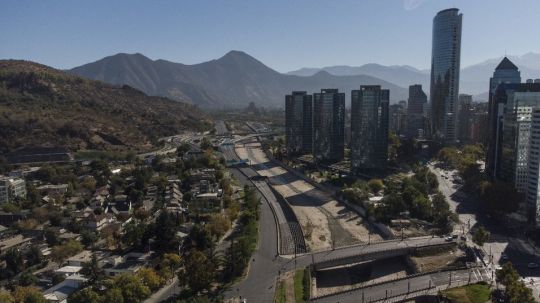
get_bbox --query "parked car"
[528,262,539,269]
[501,253,509,261]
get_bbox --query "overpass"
[304,236,456,271]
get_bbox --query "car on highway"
[528,262,539,269]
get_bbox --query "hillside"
[69,51,409,107]
[0,60,211,154]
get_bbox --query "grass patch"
[443,283,491,303]
[294,269,305,303]
[294,268,310,303]
[274,280,286,303]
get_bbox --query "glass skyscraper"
[430,8,462,144]
[285,91,313,155]
[350,85,389,172]
[313,89,345,162]
[485,57,521,179]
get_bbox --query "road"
[215,120,229,136]
[429,163,540,298]
[223,167,284,302]
[312,267,491,303]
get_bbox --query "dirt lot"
[235,142,380,252]
[411,246,466,272]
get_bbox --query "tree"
[26,245,43,266]
[473,226,490,246]
[102,287,124,303]
[179,249,216,293]
[114,274,150,303]
[18,272,39,286]
[367,179,384,194]
[0,290,14,303]
[68,288,101,303]
[496,262,536,303]
[81,254,103,284]
[496,262,520,286]
[158,253,182,280]
[122,221,147,249]
[81,230,99,248]
[13,286,45,303]
[4,248,25,276]
[137,268,163,291]
[206,214,231,239]
[51,240,83,263]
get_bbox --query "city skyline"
[1,0,540,72]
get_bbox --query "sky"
[1,0,539,72]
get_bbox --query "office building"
[389,103,407,135]
[0,176,27,204]
[498,83,540,192]
[407,85,428,138]
[351,85,389,172]
[285,91,313,155]
[458,94,473,143]
[313,89,345,162]
[527,108,540,226]
[430,8,462,144]
[486,57,522,179]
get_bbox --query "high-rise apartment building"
[313,89,345,162]
[430,8,462,144]
[486,57,521,179]
[350,85,389,172]
[407,84,427,138]
[285,91,313,155]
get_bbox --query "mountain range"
[0,60,210,153]
[288,52,540,99]
[69,51,540,108]
[69,51,409,107]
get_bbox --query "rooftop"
[495,57,519,70]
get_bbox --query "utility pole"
[449,272,452,285]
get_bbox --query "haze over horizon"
[2,0,540,72]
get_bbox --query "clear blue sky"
[1,0,539,72]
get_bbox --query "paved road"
[312,267,491,303]
[223,167,284,302]
[430,163,540,298]
[215,120,229,136]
